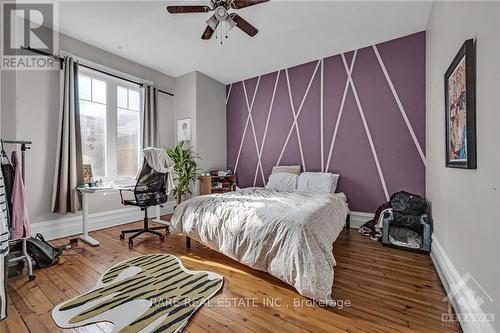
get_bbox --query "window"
[79,75,107,177]
[78,69,142,180]
[117,86,141,178]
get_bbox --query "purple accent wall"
[226,32,426,213]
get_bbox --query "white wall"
[173,71,227,195]
[196,72,226,172]
[173,72,198,150]
[426,1,500,331]
[1,70,17,141]
[5,29,175,223]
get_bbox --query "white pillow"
[266,173,299,192]
[297,172,334,193]
[331,174,340,193]
[271,165,301,175]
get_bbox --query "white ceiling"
[58,1,432,84]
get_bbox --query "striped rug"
[52,254,223,333]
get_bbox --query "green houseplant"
[167,142,199,205]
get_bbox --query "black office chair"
[119,160,169,247]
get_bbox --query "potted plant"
[167,142,199,205]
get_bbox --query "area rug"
[52,254,223,333]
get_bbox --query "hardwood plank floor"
[1,218,461,332]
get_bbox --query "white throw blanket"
[171,187,349,301]
[140,147,174,194]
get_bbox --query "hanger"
[0,140,10,164]
[0,140,6,159]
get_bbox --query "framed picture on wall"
[444,39,476,169]
[177,118,191,142]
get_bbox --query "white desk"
[77,186,128,246]
[77,186,168,246]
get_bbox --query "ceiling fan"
[167,0,269,41]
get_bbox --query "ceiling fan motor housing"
[215,6,228,21]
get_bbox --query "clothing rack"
[0,139,35,281]
[21,46,174,97]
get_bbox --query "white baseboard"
[431,234,495,333]
[31,201,175,241]
[349,211,374,228]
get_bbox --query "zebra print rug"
[52,254,224,333]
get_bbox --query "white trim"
[233,107,250,174]
[253,70,281,186]
[242,78,265,185]
[431,235,495,333]
[349,211,374,229]
[325,51,357,172]
[226,83,233,104]
[320,59,324,172]
[31,202,175,241]
[372,45,427,167]
[284,68,306,170]
[341,54,390,201]
[234,77,261,174]
[277,61,321,170]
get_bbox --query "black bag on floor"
[390,191,427,216]
[26,234,65,268]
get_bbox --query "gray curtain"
[52,56,83,213]
[142,84,158,148]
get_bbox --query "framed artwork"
[444,39,476,169]
[83,164,93,184]
[177,118,191,142]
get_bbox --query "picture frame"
[177,118,191,142]
[83,164,93,184]
[444,39,476,169]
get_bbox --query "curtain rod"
[21,46,174,97]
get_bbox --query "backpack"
[26,234,66,268]
[390,191,427,216]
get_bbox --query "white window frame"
[78,66,144,181]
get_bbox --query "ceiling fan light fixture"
[206,14,219,31]
[226,16,236,31]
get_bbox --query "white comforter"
[170,187,349,301]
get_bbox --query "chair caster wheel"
[128,240,133,247]
[120,234,125,240]
[160,235,165,241]
[28,275,36,281]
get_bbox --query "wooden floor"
[1,218,461,333]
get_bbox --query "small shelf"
[200,174,237,195]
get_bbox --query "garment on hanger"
[10,151,31,240]
[0,148,10,321]
[0,155,14,229]
[0,166,9,234]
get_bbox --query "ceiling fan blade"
[229,13,258,37]
[230,0,269,10]
[167,5,211,14]
[201,25,216,40]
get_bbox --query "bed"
[170,187,349,302]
